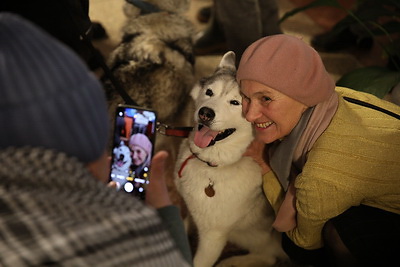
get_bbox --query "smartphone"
[109,104,157,200]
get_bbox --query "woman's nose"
[243,101,260,122]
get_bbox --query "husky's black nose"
[198,107,215,123]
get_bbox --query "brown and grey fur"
[105,0,196,122]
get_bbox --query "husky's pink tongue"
[194,125,219,148]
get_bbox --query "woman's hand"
[244,139,271,175]
[145,151,172,209]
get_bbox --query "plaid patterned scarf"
[0,147,188,266]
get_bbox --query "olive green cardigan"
[263,87,400,250]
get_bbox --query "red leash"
[157,123,193,138]
[156,123,196,178]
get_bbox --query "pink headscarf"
[237,34,335,107]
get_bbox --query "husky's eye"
[206,89,213,96]
[230,100,240,105]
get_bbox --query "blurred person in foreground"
[0,12,191,266]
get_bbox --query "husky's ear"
[190,77,208,100]
[218,51,236,72]
[123,2,141,17]
[190,80,202,101]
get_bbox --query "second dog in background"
[175,52,286,267]
[105,0,196,122]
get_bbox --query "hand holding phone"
[109,105,157,200]
[144,150,172,208]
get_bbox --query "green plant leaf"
[375,0,400,9]
[354,5,398,22]
[279,0,342,23]
[358,0,400,9]
[336,66,400,98]
[371,21,400,36]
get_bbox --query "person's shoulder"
[335,86,400,116]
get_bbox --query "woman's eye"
[230,100,240,105]
[262,96,271,102]
[206,89,213,96]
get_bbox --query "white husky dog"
[111,141,132,189]
[175,52,285,267]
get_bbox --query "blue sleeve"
[157,205,193,265]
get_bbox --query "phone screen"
[109,104,157,200]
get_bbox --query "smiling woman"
[240,80,308,144]
[237,34,400,266]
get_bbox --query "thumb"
[149,150,169,180]
[145,150,171,208]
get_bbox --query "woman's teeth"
[255,121,273,128]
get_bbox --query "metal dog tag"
[204,179,215,197]
[204,185,215,197]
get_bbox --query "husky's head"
[112,141,132,173]
[189,52,254,166]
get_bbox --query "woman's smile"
[255,121,274,129]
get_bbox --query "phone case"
[109,104,157,200]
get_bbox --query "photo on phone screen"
[110,104,157,200]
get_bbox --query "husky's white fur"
[175,52,285,267]
[111,141,132,189]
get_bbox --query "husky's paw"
[216,254,276,267]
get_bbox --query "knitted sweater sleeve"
[288,163,361,249]
[263,167,359,250]
[265,88,400,250]
[288,89,400,249]
[157,206,193,265]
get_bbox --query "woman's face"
[130,145,148,166]
[240,80,308,144]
